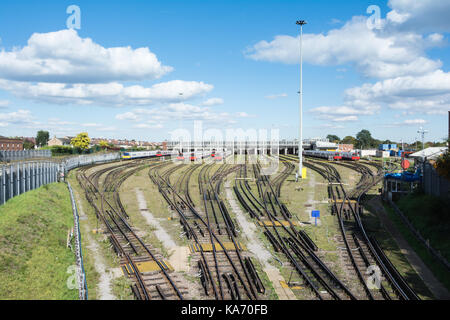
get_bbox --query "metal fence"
[0,149,52,161]
[63,152,121,172]
[67,181,88,300]
[0,162,60,205]
[423,162,450,199]
[0,152,121,205]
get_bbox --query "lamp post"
[296,20,307,178]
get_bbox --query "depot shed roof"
[409,147,447,160]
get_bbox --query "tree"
[36,130,49,147]
[356,129,374,149]
[435,151,450,180]
[326,134,340,143]
[71,132,91,151]
[341,135,357,145]
[99,140,109,149]
[23,139,35,150]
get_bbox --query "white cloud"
[386,0,450,32]
[344,70,450,115]
[133,123,164,129]
[403,119,427,125]
[236,112,253,118]
[332,115,358,122]
[0,29,172,83]
[116,102,241,127]
[245,16,443,79]
[246,8,450,124]
[0,79,213,106]
[0,109,33,126]
[115,112,138,121]
[265,93,287,99]
[310,105,380,116]
[319,123,345,129]
[0,100,9,107]
[201,98,224,106]
[385,118,429,128]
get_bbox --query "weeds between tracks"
[76,159,185,300]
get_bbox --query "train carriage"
[303,150,359,161]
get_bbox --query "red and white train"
[303,150,360,161]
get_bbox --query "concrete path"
[225,181,297,300]
[369,196,450,300]
[135,188,177,250]
[135,188,189,272]
[75,192,117,300]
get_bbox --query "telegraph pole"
[296,20,307,178]
[417,127,428,151]
[417,126,428,162]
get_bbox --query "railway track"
[148,157,264,300]
[290,155,419,300]
[73,151,417,300]
[234,154,356,300]
[76,159,186,300]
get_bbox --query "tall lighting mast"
[296,20,307,178]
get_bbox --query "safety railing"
[67,181,88,300]
[0,152,120,205]
[0,149,52,161]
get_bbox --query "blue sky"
[0,0,449,143]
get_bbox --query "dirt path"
[135,188,189,272]
[305,170,322,226]
[225,181,297,300]
[75,193,117,300]
[369,196,450,300]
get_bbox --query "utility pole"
[417,127,428,162]
[417,127,428,150]
[296,20,307,178]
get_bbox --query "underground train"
[303,150,360,161]
[121,150,171,160]
[122,149,231,161]
[303,150,342,161]
[341,152,360,161]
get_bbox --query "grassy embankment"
[0,183,78,300]
[386,192,450,292]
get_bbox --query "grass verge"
[383,201,450,293]
[0,182,78,300]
